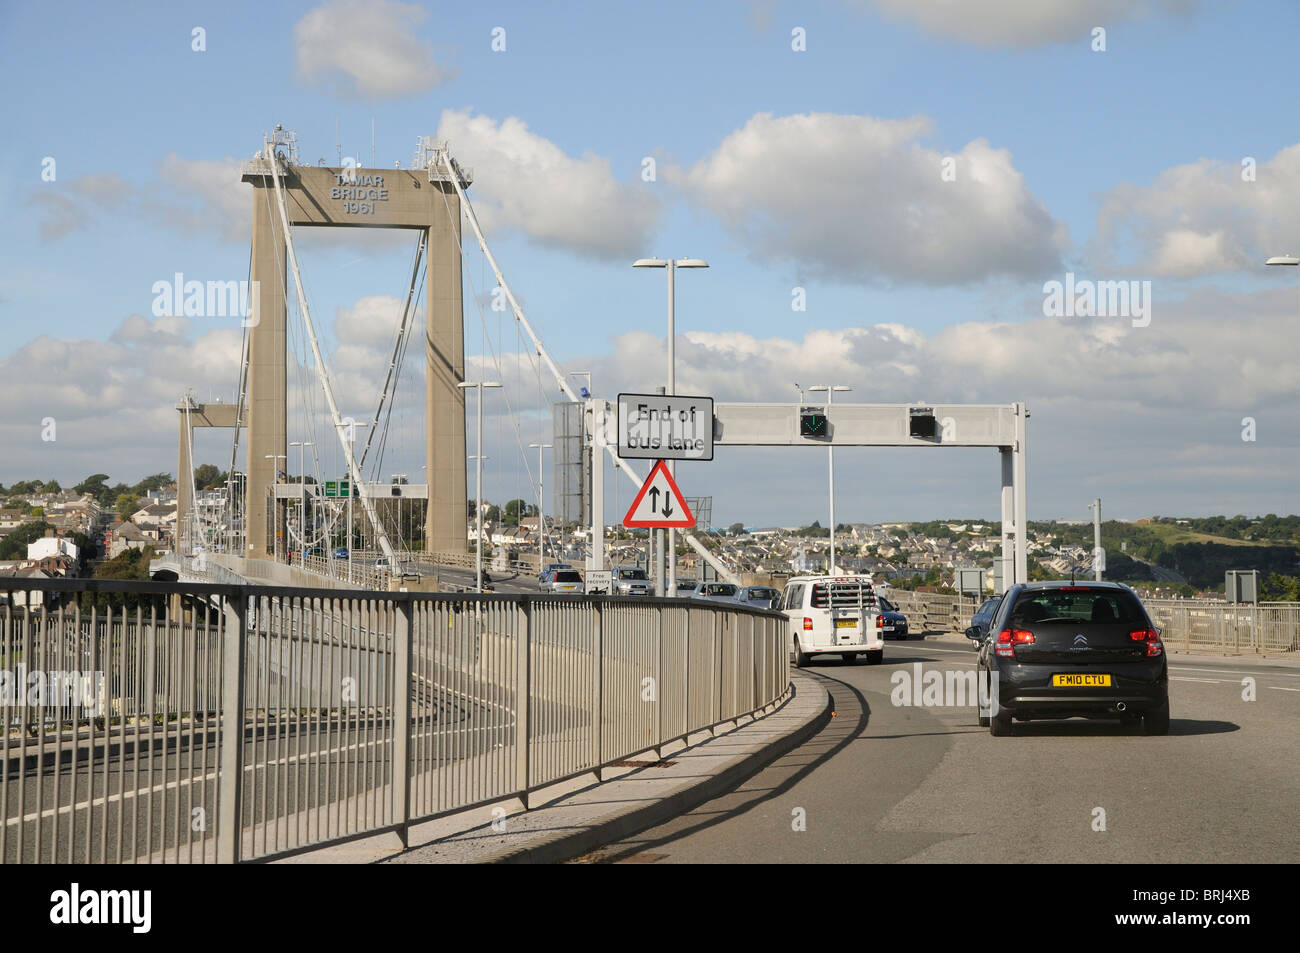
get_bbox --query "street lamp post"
[807,385,851,574]
[290,441,312,559]
[264,453,286,561]
[459,380,502,592]
[420,464,428,550]
[392,473,408,549]
[566,372,593,568]
[340,422,370,583]
[528,442,552,573]
[1088,498,1102,581]
[634,256,708,596]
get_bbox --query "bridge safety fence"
[888,590,1299,655]
[0,577,787,864]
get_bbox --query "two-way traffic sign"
[622,460,695,528]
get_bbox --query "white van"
[780,574,885,666]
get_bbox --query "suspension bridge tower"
[239,130,470,556]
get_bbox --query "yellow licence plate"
[834,619,857,628]
[1052,673,1112,687]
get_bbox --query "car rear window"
[705,584,738,596]
[554,571,582,582]
[748,588,778,600]
[1010,588,1147,625]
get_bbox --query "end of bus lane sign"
[617,392,714,461]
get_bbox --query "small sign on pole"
[623,460,695,528]
[585,569,612,595]
[955,567,985,597]
[1225,569,1259,604]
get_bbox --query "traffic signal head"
[909,407,937,439]
[800,410,827,438]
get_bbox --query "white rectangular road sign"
[585,569,613,595]
[617,393,714,461]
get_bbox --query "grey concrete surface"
[577,637,1300,863]
[283,673,828,863]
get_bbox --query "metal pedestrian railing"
[1143,600,1300,655]
[888,589,1300,656]
[1,577,787,864]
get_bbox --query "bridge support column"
[247,182,288,557]
[424,209,468,554]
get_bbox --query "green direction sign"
[324,480,355,498]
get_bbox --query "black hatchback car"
[967,581,1169,736]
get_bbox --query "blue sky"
[2,0,1299,524]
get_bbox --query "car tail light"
[803,617,813,631]
[876,616,884,628]
[1130,628,1163,657]
[995,628,1034,657]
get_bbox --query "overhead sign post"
[617,393,714,461]
[623,460,696,528]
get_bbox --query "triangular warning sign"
[623,460,695,528]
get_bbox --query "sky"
[1,0,1299,526]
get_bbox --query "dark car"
[968,581,1168,736]
[691,582,739,603]
[969,595,1001,637]
[735,586,781,610]
[876,596,911,639]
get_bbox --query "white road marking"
[1174,666,1300,678]
[1268,687,1300,693]
[1171,677,1223,683]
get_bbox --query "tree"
[728,522,746,535]
[192,465,222,491]
[116,493,142,522]
[502,499,537,526]
[70,530,96,568]
[43,479,61,493]
[483,504,501,523]
[0,520,55,559]
[75,473,110,496]
[133,472,174,495]
[83,546,160,611]
[1261,573,1300,602]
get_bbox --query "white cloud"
[864,0,1203,49]
[5,286,1298,522]
[151,154,248,241]
[29,173,136,241]
[436,109,662,261]
[668,112,1065,285]
[294,0,452,98]
[1094,144,1300,276]
[29,154,248,243]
